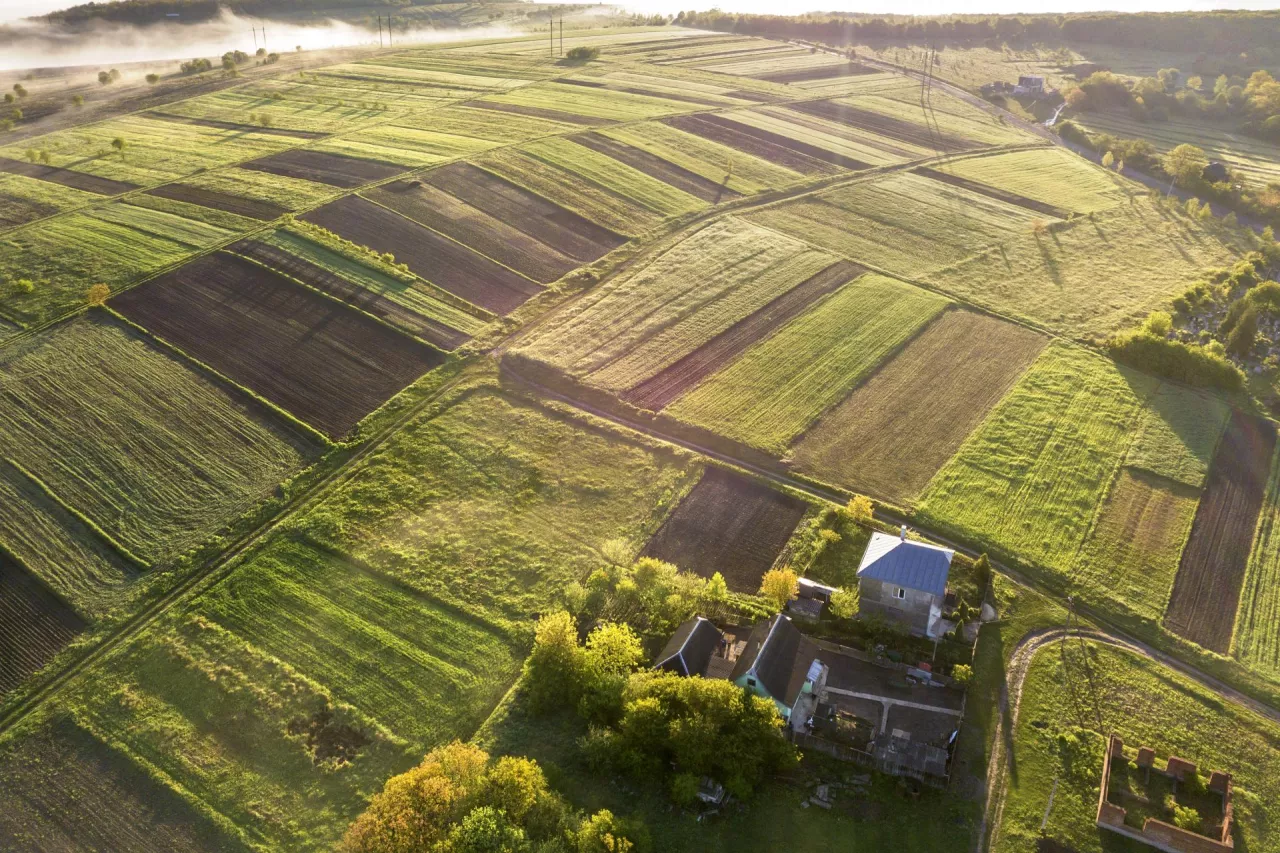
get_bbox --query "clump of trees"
[97,69,121,85]
[145,73,159,85]
[565,46,599,62]
[525,612,797,804]
[561,546,732,634]
[1108,310,1244,390]
[342,741,648,853]
[180,57,213,75]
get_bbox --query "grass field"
[0,173,98,228]
[1235,450,1280,675]
[479,81,696,122]
[666,274,949,454]
[0,315,311,571]
[1124,383,1230,489]
[940,147,1130,213]
[747,171,1041,276]
[994,639,1280,853]
[156,90,388,134]
[312,124,501,167]
[792,309,1047,503]
[184,167,339,210]
[918,342,1157,575]
[923,197,1241,339]
[519,218,836,389]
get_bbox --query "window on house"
[746,677,756,687]
[896,587,906,599]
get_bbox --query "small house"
[730,614,827,724]
[856,527,954,638]
[654,616,724,677]
[1015,74,1045,94]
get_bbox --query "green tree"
[700,571,729,618]
[758,567,798,612]
[85,283,110,305]
[110,136,127,156]
[583,622,645,679]
[600,538,633,567]
[1226,306,1258,357]
[844,495,874,523]
[12,84,26,98]
[576,810,643,853]
[448,807,528,853]
[72,94,84,107]
[1144,310,1173,337]
[145,73,159,84]
[1101,150,1115,169]
[1163,143,1208,187]
[951,664,973,686]
[97,70,111,85]
[828,586,860,619]
[524,611,583,713]
[565,46,600,62]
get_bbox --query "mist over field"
[0,8,515,72]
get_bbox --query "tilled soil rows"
[0,156,137,195]
[114,251,444,438]
[423,162,626,262]
[0,554,84,698]
[145,183,289,221]
[642,466,807,592]
[570,132,741,204]
[786,100,977,151]
[240,149,402,188]
[623,260,865,411]
[1165,410,1277,652]
[663,114,842,175]
[755,62,879,84]
[304,194,543,315]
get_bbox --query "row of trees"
[1067,68,1280,138]
[342,742,647,853]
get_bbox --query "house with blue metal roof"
[856,527,954,638]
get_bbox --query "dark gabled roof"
[654,616,722,677]
[730,614,803,704]
[857,532,953,598]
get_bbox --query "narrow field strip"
[1236,450,1280,674]
[0,553,85,698]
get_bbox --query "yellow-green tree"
[758,567,798,612]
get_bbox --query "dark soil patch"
[913,166,1071,218]
[662,114,839,175]
[689,113,870,171]
[424,162,626,262]
[779,109,922,159]
[367,181,578,284]
[304,194,543,315]
[145,111,327,139]
[466,100,613,126]
[0,194,57,229]
[145,183,288,221]
[624,260,864,411]
[1164,410,1277,652]
[642,466,807,592]
[0,156,138,195]
[570,132,740,204]
[240,149,402,188]
[114,251,444,438]
[287,707,370,766]
[0,553,84,698]
[723,89,782,102]
[785,100,978,151]
[755,62,878,84]
[654,45,793,65]
[230,238,472,350]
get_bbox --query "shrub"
[85,283,110,306]
[829,586,860,619]
[758,567,798,612]
[566,46,600,61]
[844,494,874,523]
[145,73,159,84]
[1108,329,1243,390]
[1226,306,1259,357]
[951,664,973,686]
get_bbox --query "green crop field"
[479,81,695,121]
[313,124,501,167]
[1125,383,1230,489]
[667,274,948,453]
[942,146,1131,213]
[1235,452,1280,676]
[182,168,339,210]
[519,217,835,388]
[155,90,389,134]
[919,342,1158,576]
[725,108,926,166]
[994,639,1280,853]
[0,174,98,227]
[0,316,312,584]
[749,170,1042,276]
[599,122,803,194]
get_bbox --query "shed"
[654,616,723,677]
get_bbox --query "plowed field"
[240,149,402,188]
[145,183,287,221]
[0,554,84,697]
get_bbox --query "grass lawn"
[994,639,1280,853]
[667,274,948,454]
[942,147,1131,214]
[918,342,1157,578]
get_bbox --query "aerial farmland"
[3,11,1280,853]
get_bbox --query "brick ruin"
[1096,735,1233,853]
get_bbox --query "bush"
[1226,306,1259,357]
[145,73,159,84]
[1108,330,1243,390]
[951,664,973,686]
[566,46,600,61]
[758,567,798,612]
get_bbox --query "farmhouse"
[856,528,954,638]
[1016,74,1046,94]
[730,614,829,724]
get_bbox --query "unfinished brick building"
[1096,735,1233,853]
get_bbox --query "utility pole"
[261,27,266,51]
[377,16,383,47]
[387,17,392,47]
[252,28,258,50]
[550,13,554,58]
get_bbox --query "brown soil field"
[663,114,841,175]
[777,109,923,159]
[146,111,325,139]
[756,62,878,84]
[145,182,288,221]
[786,100,977,151]
[641,466,807,592]
[114,252,444,438]
[0,194,56,229]
[0,553,84,698]
[424,162,626,262]
[467,100,613,126]
[558,78,724,107]
[913,166,1071,218]
[366,181,578,284]
[623,260,865,412]
[793,309,1047,503]
[230,238,471,350]
[303,195,543,315]
[240,149,402,188]
[1164,410,1277,652]
[0,717,241,852]
[0,156,137,195]
[571,132,741,204]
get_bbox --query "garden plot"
[240,148,404,188]
[304,195,543,314]
[0,716,242,853]
[1165,411,1276,653]
[933,147,1129,214]
[1072,469,1200,621]
[918,343,1158,578]
[233,234,483,350]
[667,274,949,454]
[793,309,1046,503]
[641,466,807,592]
[0,316,312,566]
[144,182,286,221]
[749,170,1041,277]
[922,197,1240,338]
[663,114,841,175]
[115,252,444,438]
[423,162,627,262]
[366,181,579,283]
[1236,451,1280,675]
[0,554,84,697]
[0,156,136,195]
[517,218,837,389]
[0,173,99,228]
[1124,384,1230,490]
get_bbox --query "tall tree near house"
[758,567,798,612]
[1163,143,1208,189]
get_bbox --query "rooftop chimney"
[900,524,907,541]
